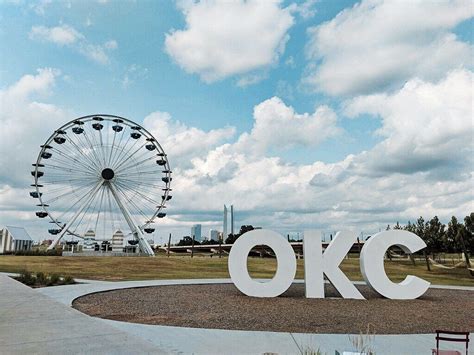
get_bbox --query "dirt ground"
[73,283,474,334]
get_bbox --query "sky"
[0,0,473,243]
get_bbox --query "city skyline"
[0,0,472,242]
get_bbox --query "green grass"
[0,254,472,286]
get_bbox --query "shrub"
[36,272,47,285]
[17,270,35,286]
[49,274,60,286]
[63,275,75,285]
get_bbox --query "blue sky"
[0,0,472,242]
[0,0,381,163]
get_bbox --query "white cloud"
[345,69,474,178]
[1,69,472,241]
[104,40,118,50]
[30,0,52,16]
[165,0,294,83]
[235,97,340,154]
[30,24,82,45]
[121,64,148,89]
[0,68,70,239]
[304,0,473,96]
[289,0,317,20]
[143,111,236,168]
[0,68,67,187]
[29,24,117,65]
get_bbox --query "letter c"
[360,230,430,299]
[228,229,296,297]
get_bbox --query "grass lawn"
[0,254,472,286]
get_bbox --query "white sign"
[228,229,430,300]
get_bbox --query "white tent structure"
[0,226,33,254]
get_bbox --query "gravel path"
[73,283,474,334]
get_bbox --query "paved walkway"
[36,277,473,354]
[0,274,163,354]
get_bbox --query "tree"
[446,216,461,253]
[225,234,239,244]
[463,213,474,254]
[424,216,446,256]
[225,225,257,244]
[177,236,200,246]
[413,216,430,271]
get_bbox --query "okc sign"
[228,229,430,300]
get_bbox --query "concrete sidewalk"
[0,274,164,354]
[38,278,474,354]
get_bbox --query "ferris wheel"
[30,114,172,256]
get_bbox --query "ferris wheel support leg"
[47,181,104,251]
[107,182,155,256]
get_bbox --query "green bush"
[49,274,60,286]
[36,272,46,285]
[63,275,75,285]
[17,270,35,286]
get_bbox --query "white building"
[111,230,124,252]
[0,226,33,254]
[83,230,96,251]
[191,224,202,242]
[208,229,219,242]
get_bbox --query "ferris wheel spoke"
[42,162,98,177]
[114,180,161,206]
[113,141,148,172]
[69,193,96,235]
[89,124,106,167]
[105,187,115,233]
[56,181,103,222]
[107,129,118,167]
[47,155,97,176]
[82,129,104,169]
[112,138,140,171]
[50,144,98,174]
[113,182,150,220]
[98,129,108,168]
[41,177,97,186]
[94,186,107,236]
[64,133,102,171]
[44,180,98,204]
[110,133,130,168]
[116,176,167,189]
[108,127,126,169]
[114,152,157,175]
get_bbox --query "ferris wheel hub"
[101,168,115,180]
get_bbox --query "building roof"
[5,226,33,241]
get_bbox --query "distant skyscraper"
[191,224,202,242]
[208,229,219,241]
[223,205,228,238]
[230,205,234,235]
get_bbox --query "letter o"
[228,229,297,297]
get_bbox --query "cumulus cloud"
[30,24,81,45]
[0,68,67,187]
[29,24,117,64]
[304,0,473,96]
[345,69,474,178]
[235,97,340,154]
[0,68,70,238]
[143,111,236,168]
[2,69,472,240]
[165,0,294,83]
